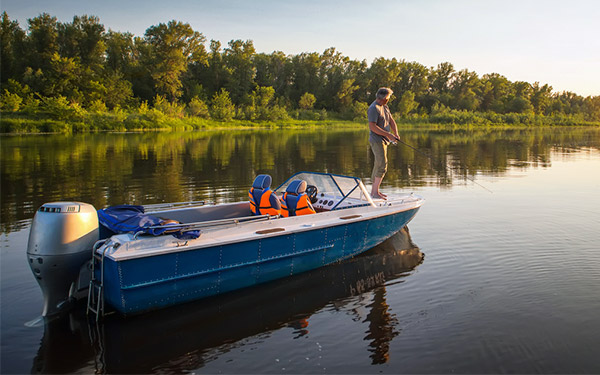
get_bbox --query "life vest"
[249,188,281,216]
[280,192,316,217]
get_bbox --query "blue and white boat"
[27,172,424,317]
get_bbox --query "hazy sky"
[3,0,599,96]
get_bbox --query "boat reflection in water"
[32,226,423,374]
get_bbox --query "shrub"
[343,101,368,121]
[145,108,167,123]
[210,89,235,121]
[40,96,87,121]
[265,105,290,121]
[0,90,23,112]
[299,92,316,110]
[137,100,150,115]
[88,99,108,113]
[153,95,185,118]
[396,91,418,117]
[187,97,210,118]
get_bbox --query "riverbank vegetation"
[1,12,599,133]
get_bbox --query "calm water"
[1,127,600,374]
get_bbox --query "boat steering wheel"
[305,185,318,203]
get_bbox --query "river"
[1,126,599,373]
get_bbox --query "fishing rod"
[391,138,493,193]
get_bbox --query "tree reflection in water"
[3,127,599,234]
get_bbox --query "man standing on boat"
[368,87,400,199]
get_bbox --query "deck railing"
[132,214,276,239]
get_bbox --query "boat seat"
[280,180,316,217]
[248,174,281,216]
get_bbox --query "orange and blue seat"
[249,174,281,216]
[280,180,316,217]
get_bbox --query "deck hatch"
[340,215,362,220]
[256,228,285,235]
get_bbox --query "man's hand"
[385,132,399,144]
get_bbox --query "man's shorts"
[369,139,388,179]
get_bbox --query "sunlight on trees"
[1,11,599,132]
[299,92,316,110]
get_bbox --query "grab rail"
[143,200,210,213]
[132,214,276,239]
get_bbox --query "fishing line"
[391,138,493,193]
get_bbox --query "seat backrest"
[249,174,281,216]
[280,179,315,217]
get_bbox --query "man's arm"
[369,121,397,142]
[389,116,400,140]
[386,106,400,140]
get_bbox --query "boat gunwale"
[103,196,424,262]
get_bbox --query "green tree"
[128,36,155,101]
[394,61,429,101]
[42,52,82,99]
[192,39,226,97]
[153,94,185,118]
[242,86,275,120]
[363,57,402,103]
[73,15,105,69]
[480,73,511,112]
[25,13,59,73]
[346,100,368,121]
[3,11,599,127]
[319,47,353,110]
[105,31,135,72]
[507,81,533,113]
[187,96,209,118]
[299,92,316,110]
[584,96,600,121]
[223,39,256,105]
[397,90,418,117]
[423,62,455,110]
[530,82,552,114]
[451,69,481,111]
[290,52,322,106]
[430,62,454,94]
[549,91,584,115]
[58,15,106,73]
[101,71,133,108]
[0,90,23,111]
[254,51,291,96]
[145,20,207,101]
[1,12,26,83]
[335,78,359,112]
[210,88,235,121]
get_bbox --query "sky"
[2,0,599,96]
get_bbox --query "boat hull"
[101,207,420,315]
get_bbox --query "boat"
[26,171,424,318]
[32,228,423,374]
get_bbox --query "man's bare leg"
[371,176,387,199]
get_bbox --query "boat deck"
[97,193,424,261]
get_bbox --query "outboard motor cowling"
[27,202,99,316]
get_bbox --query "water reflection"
[2,127,599,234]
[365,288,398,364]
[31,227,422,374]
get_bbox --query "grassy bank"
[0,113,364,134]
[1,108,598,134]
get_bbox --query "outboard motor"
[27,202,99,316]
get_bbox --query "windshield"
[274,172,372,203]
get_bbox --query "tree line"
[1,12,599,129]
